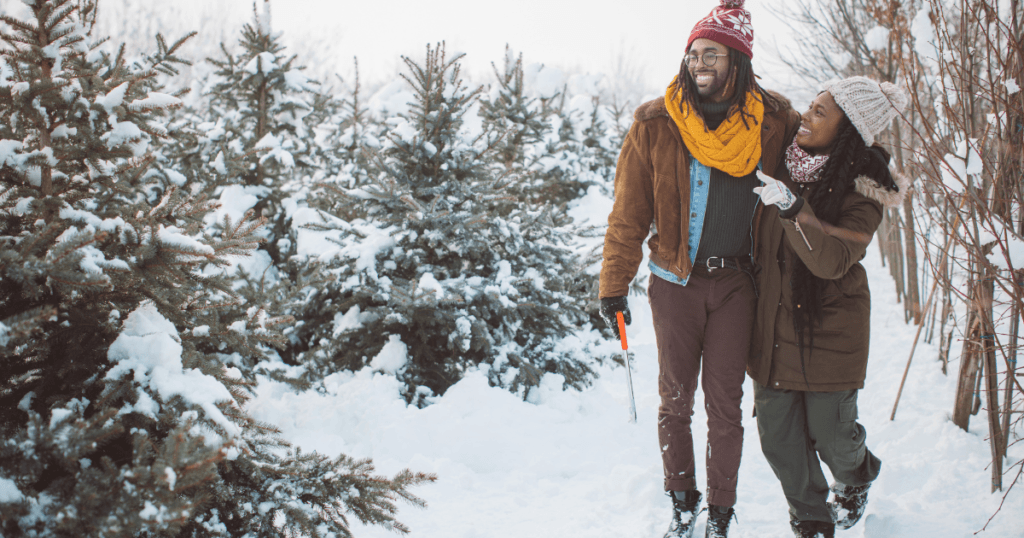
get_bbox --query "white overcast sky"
[2,0,807,101]
[260,0,800,92]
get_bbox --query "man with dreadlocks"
[598,1,799,537]
[749,77,909,538]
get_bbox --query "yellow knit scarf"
[665,81,764,177]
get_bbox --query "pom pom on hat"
[824,76,908,146]
[688,0,755,59]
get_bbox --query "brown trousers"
[649,268,755,507]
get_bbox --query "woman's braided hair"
[790,112,896,368]
[671,47,784,129]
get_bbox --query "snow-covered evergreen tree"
[171,2,328,267]
[0,2,432,535]
[539,91,584,199]
[477,52,610,207]
[539,86,633,205]
[318,58,381,192]
[289,43,603,404]
[164,3,344,378]
[482,71,622,329]
[478,47,547,180]
[578,95,621,186]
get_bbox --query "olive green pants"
[753,381,881,523]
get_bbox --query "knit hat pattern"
[823,76,908,146]
[687,0,755,59]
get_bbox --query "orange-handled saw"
[616,311,637,423]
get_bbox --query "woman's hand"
[754,170,797,211]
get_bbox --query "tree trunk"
[976,275,1004,491]
[1002,293,1019,463]
[902,192,921,323]
[877,210,890,268]
[953,287,982,431]
[885,209,906,306]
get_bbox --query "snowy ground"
[250,191,1024,538]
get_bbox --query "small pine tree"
[478,46,547,176]
[319,58,381,191]
[605,93,634,162]
[291,43,602,405]
[578,95,619,186]
[166,2,342,372]
[520,89,591,206]
[0,2,432,535]
[557,93,632,331]
[171,3,328,267]
[478,51,618,331]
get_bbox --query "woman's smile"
[796,91,844,155]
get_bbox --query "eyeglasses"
[686,51,729,68]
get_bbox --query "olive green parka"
[748,172,909,391]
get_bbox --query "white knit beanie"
[823,76,908,146]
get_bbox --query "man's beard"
[692,70,731,101]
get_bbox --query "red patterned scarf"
[784,139,829,183]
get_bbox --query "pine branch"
[0,16,39,36]
[44,4,76,34]
[0,305,57,346]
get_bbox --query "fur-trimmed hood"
[853,171,910,208]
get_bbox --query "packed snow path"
[252,240,1024,538]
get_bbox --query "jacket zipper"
[793,219,813,251]
[747,178,761,298]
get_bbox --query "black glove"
[599,296,631,340]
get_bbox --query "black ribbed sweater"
[691,101,760,262]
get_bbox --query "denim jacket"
[648,158,760,287]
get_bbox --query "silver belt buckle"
[706,257,719,272]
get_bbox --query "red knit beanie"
[687,0,755,59]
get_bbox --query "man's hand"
[754,170,797,211]
[600,296,631,340]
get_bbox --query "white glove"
[753,170,797,211]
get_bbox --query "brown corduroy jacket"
[598,92,800,298]
[748,172,909,391]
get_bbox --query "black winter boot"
[704,504,735,538]
[828,481,871,530]
[789,519,835,538]
[663,490,702,538]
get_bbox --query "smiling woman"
[795,91,847,155]
[749,76,910,538]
